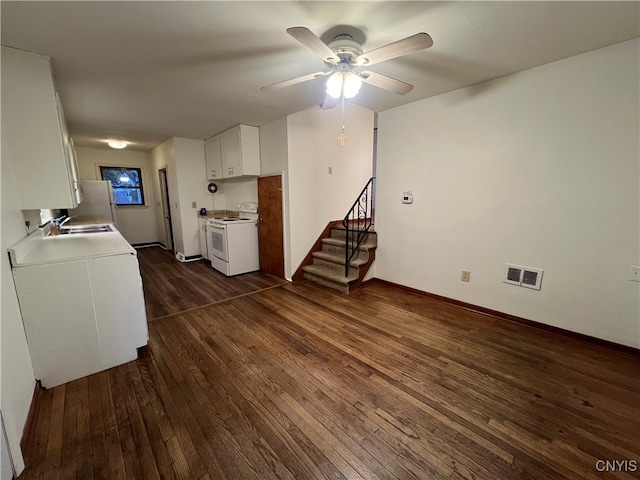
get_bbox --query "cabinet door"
[220,128,242,178]
[1,47,79,209]
[88,254,147,368]
[238,125,261,176]
[12,261,102,388]
[55,93,82,206]
[199,218,208,258]
[205,137,223,179]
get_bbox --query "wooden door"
[257,174,285,278]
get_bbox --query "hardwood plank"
[126,362,176,480]
[75,377,93,480]
[149,326,228,479]
[107,366,146,480]
[143,346,209,480]
[42,385,64,480]
[99,373,126,480]
[58,380,77,479]
[88,374,109,480]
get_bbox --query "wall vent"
[503,264,543,290]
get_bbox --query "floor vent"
[504,264,543,290]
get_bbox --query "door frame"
[158,167,174,251]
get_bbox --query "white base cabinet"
[205,124,260,179]
[198,217,208,258]
[12,252,148,388]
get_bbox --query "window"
[100,166,145,206]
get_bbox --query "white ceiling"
[2,1,638,152]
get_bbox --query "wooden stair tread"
[312,251,367,267]
[322,237,377,250]
[332,224,375,231]
[302,264,359,284]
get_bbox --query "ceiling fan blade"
[260,71,329,91]
[359,71,414,95]
[286,27,339,64]
[320,94,338,110]
[356,32,433,66]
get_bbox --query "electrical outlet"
[628,265,640,282]
[461,270,471,282]
[192,201,197,208]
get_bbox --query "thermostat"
[402,191,413,204]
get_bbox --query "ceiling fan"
[261,26,433,108]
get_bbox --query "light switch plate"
[628,265,640,282]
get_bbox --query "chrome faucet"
[58,216,72,227]
[55,216,75,227]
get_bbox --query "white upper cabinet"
[1,47,82,209]
[204,136,223,179]
[205,124,260,179]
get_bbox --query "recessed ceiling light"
[108,141,128,149]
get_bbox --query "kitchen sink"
[58,224,114,235]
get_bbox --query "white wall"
[287,103,375,278]
[218,178,258,212]
[150,137,213,257]
[150,138,174,249]
[173,137,211,257]
[75,146,160,245]
[376,39,640,348]
[1,125,36,475]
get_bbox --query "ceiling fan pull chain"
[339,91,347,146]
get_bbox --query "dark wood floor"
[136,246,288,320]
[18,248,640,479]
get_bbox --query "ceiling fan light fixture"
[326,72,343,99]
[326,71,362,99]
[267,26,430,102]
[343,72,362,98]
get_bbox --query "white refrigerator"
[69,180,118,226]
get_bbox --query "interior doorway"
[158,168,174,251]
[257,174,285,278]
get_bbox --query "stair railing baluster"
[343,177,375,277]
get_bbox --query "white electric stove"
[206,202,259,276]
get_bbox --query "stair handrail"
[343,177,376,277]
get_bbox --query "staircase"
[302,225,377,293]
[299,177,377,293]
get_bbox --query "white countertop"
[65,215,115,226]
[8,224,136,267]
